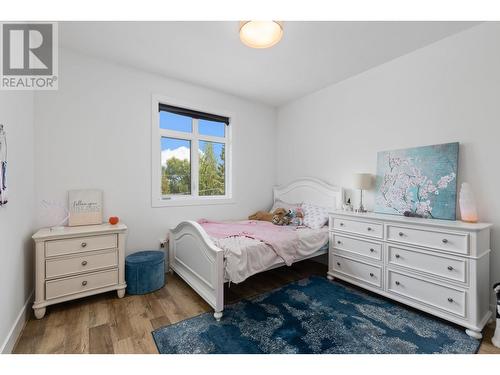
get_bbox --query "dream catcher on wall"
[0,124,7,206]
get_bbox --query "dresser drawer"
[45,249,118,279]
[332,234,382,261]
[387,270,466,317]
[332,218,383,239]
[332,254,382,288]
[45,234,117,257]
[388,245,467,284]
[386,225,469,254]
[45,269,118,300]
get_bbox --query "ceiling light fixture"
[239,21,283,49]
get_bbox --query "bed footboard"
[169,220,224,320]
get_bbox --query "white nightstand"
[32,223,128,319]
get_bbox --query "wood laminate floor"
[12,260,500,354]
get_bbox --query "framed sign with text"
[68,189,103,226]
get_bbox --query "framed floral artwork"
[374,142,459,220]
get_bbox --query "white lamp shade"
[353,173,372,190]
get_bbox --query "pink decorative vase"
[459,183,478,223]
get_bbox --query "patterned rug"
[152,276,481,354]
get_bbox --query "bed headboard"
[273,177,344,211]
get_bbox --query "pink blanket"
[198,219,299,266]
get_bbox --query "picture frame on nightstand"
[68,189,103,226]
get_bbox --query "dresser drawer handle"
[81,260,88,266]
[336,262,341,266]
[447,297,454,303]
[395,281,400,286]
[339,222,344,227]
[442,238,448,244]
[395,254,400,259]
[81,242,87,248]
[337,240,342,245]
[81,281,88,286]
[398,232,404,237]
[369,248,375,253]
[369,272,374,277]
[367,227,372,231]
[447,266,453,271]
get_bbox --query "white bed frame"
[168,177,343,320]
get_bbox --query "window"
[152,97,231,206]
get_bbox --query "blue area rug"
[152,276,481,354]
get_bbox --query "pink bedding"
[198,219,299,266]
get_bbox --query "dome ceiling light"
[239,21,284,49]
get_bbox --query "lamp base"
[355,189,368,213]
[355,203,367,213]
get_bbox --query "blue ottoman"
[125,251,165,295]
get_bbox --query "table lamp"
[353,173,372,213]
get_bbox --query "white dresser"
[328,211,492,338]
[32,223,127,319]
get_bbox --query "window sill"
[152,197,235,208]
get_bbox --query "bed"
[168,177,344,320]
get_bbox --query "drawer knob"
[395,254,400,259]
[82,281,88,286]
[369,272,374,277]
[340,222,344,226]
[81,242,87,248]
[442,238,448,244]
[395,281,400,286]
[337,240,342,245]
[81,260,88,266]
[367,227,372,231]
[370,248,375,253]
[336,262,341,266]
[398,232,404,237]
[447,297,454,303]
[447,266,453,271]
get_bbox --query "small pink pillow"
[270,199,301,212]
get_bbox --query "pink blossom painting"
[374,142,459,220]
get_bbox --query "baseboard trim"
[0,290,34,354]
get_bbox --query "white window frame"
[151,94,233,207]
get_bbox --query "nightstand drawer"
[332,234,382,261]
[332,218,383,239]
[45,234,117,257]
[45,249,118,279]
[387,270,466,317]
[387,225,469,254]
[332,254,382,288]
[388,245,467,284]
[45,269,118,300]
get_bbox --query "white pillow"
[270,199,301,213]
[302,202,329,229]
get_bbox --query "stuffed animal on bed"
[288,208,304,226]
[249,208,288,223]
[272,210,292,225]
[272,208,305,226]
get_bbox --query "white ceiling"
[60,21,479,107]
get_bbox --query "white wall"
[277,22,500,301]
[34,49,276,253]
[0,91,35,352]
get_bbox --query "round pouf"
[125,251,165,295]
